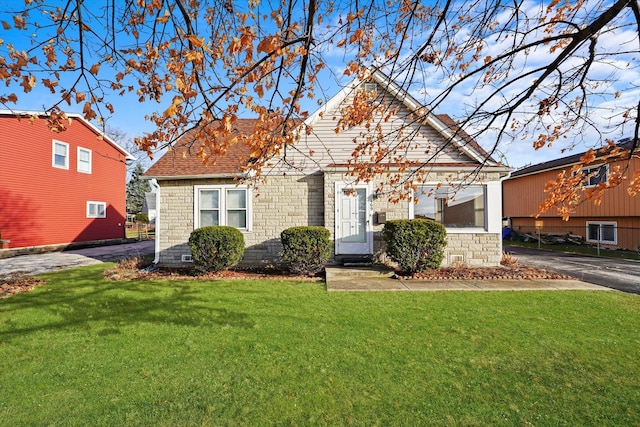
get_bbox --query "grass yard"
[1,264,640,426]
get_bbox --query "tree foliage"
[1,0,640,217]
[126,163,151,215]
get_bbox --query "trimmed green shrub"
[382,219,447,273]
[188,226,245,274]
[281,226,332,274]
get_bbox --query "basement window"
[586,221,617,244]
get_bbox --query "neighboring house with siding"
[142,192,157,222]
[503,140,640,250]
[144,70,510,267]
[0,110,134,250]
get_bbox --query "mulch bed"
[394,265,572,281]
[1,263,572,299]
[103,264,324,282]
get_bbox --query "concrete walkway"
[325,266,611,292]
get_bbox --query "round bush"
[382,219,447,273]
[188,226,245,274]
[281,226,332,274]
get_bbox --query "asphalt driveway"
[505,245,640,295]
[0,240,155,278]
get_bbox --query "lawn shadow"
[0,265,255,341]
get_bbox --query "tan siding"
[273,82,474,171]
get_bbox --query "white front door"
[335,183,372,255]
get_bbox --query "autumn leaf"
[254,83,264,98]
[162,96,184,118]
[89,63,100,75]
[1,21,10,30]
[257,35,279,54]
[12,15,26,29]
[19,74,36,92]
[83,102,96,120]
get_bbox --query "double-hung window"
[77,147,92,173]
[87,201,106,218]
[194,186,251,230]
[52,140,69,169]
[413,185,486,229]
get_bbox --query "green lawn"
[2,265,640,426]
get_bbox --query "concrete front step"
[325,266,394,280]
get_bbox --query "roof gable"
[146,70,502,179]
[300,68,497,166]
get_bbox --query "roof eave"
[143,173,246,181]
[0,109,136,160]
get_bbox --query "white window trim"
[581,164,608,188]
[362,82,377,94]
[193,185,252,231]
[87,201,106,218]
[409,183,501,234]
[77,147,92,174]
[586,221,617,244]
[52,140,69,170]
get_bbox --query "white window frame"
[77,147,92,174]
[52,140,69,169]
[586,221,617,244]
[581,164,608,187]
[362,82,377,94]
[409,183,502,233]
[193,185,252,231]
[87,201,106,218]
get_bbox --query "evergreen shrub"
[281,226,332,274]
[188,226,245,274]
[382,219,447,273]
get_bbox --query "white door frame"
[334,182,373,255]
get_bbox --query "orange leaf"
[13,15,26,30]
[1,21,10,30]
[257,36,279,54]
[89,63,100,75]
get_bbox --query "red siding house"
[0,110,134,250]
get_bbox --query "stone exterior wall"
[324,171,504,267]
[444,233,502,267]
[156,170,504,267]
[244,173,324,264]
[156,174,324,266]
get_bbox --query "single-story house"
[144,70,510,267]
[503,139,640,250]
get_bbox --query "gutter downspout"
[150,178,160,264]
